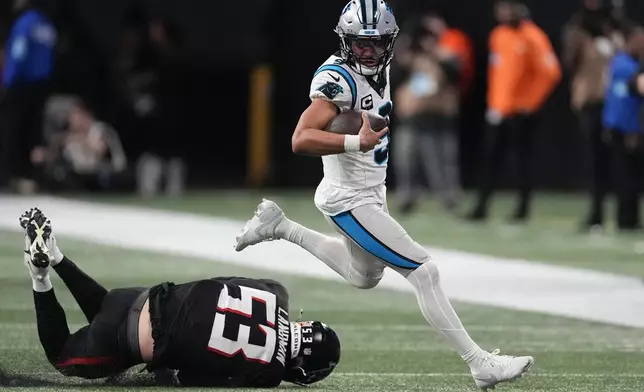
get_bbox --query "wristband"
[344,134,361,152]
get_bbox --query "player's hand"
[358,112,388,152]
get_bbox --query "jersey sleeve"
[309,64,357,112]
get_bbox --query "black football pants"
[34,257,143,378]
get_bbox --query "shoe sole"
[235,200,281,252]
[21,208,51,269]
[510,358,534,381]
[235,223,252,252]
[479,358,535,391]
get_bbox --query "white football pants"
[279,202,483,362]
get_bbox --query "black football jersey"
[148,277,292,387]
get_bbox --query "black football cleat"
[20,208,52,272]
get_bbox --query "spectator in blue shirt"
[0,0,56,193]
[602,23,644,231]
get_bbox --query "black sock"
[52,257,108,323]
[33,289,70,364]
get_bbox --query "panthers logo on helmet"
[317,82,344,100]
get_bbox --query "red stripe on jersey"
[57,356,116,367]
[217,306,251,318]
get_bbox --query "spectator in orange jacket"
[468,0,530,222]
[512,5,561,220]
[485,2,527,125]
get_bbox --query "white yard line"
[335,372,644,378]
[2,195,644,328]
[7,371,644,378]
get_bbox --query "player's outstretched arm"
[292,99,347,156]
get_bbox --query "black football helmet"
[284,321,341,386]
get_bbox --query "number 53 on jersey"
[208,285,278,364]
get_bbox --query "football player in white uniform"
[235,1,534,390]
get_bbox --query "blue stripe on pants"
[331,211,421,270]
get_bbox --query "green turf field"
[82,190,644,277]
[2,222,644,392]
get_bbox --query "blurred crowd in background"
[1,0,644,233]
[390,0,644,232]
[0,0,188,198]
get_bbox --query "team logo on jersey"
[361,94,374,110]
[317,82,344,100]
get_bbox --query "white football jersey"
[309,54,393,215]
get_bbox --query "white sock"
[275,218,381,289]
[32,274,53,292]
[48,238,64,267]
[23,235,58,290]
[406,262,485,365]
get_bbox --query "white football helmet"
[335,0,399,76]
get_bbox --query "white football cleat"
[235,199,285,252]
[471,349,534,390]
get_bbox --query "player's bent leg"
[330,204,534,390]
[234,199,377,289]
[53,326,120,378]
[20,208,141,380]
[52,257,109,323]
[56,287,147,379]
[31,283,141,379]
[26,253,119,379]
[325,216,385,289]
[329,204,429,272]
[20,208,72,365]
[280,214,380,290]
[342,236,384,289]
[33,288,72,366]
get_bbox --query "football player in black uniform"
[17,208,340,387]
